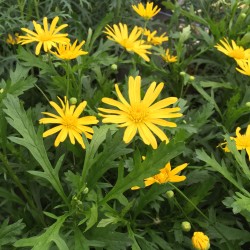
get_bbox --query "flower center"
[38,32,53,42]
[121,39,134,50]
[62,116,77,130]
[129,103,148,123]
[229,49,245,59]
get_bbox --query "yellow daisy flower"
[39,96,98,149]
[214,38,250,60]
[236,59,250,76]
[104,23,152,62]
[98,76,183,149]
[50,40,88,60]
[220,124,250,160]
[192,232,210,250]
[143,29,168,45]
[6,33,20,45]
[18,16,70,55]
[131,162,188,190]
[161,49,178,63]
[132,2,161,20]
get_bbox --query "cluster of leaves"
[1,0,250,250]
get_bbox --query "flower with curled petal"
[19,16,70,55]
[98,76,183,149]
[6,33,20,45]
[214,38,250,60]
[104,23,152,62]
[132,2,161,20]
[39,96,98,148]
[161,49,177,63]
[236,59,250,76]
[131,162,188,190]
[50,40,88,60]
[143,29,168,46]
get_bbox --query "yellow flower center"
[120,39,134,50]
[62,116,77,130]
[228,49,245,59]
[38,33,53,42]
[129,103,148,123]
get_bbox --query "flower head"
[98,76,183,149]
[143,29,168,46]
[6,33,20,45]
[132,2,161,20]
[220,125,250,160]
[161,49,177,63]
[192,232,210,250]
[18,16,70,55]
[39,96,98,148]
[214,38,250,60]
[50,40,88,60]
[236,59,250,76]
[104,23,152,61]
[131,162,188,190]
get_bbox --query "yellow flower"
[18,16,70,55]
[192,232,210,250]
[104,23,152,62]
[214,38,250,60]
[98,76,183,149]
[161,49,178,63]
[131,162,188,190]
[50,40,88,60]
[6,33,20,45]
[219,125,250,160]
[235,59,250,76]
[39,96,98,149]
[132,2,161,20]
[143,29,168,45]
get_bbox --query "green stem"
[169,183,233,249]
[33,0,40,19]
[34,83,50,103]
[66,61,70,98]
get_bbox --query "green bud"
[111,64,118,70]
[70,97,77,105]
[240,13,246,19]
[181,221,191,232]
[180,71,186,76]
[166,190,174,198]
[189,76,195,81]
[245,102,250,107]
[83,187,89,194]
[0,88,4,93]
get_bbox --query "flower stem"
[169,183,233,249]
[34,83,50,103]
[66,61,70,99]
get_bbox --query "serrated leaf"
[14,214,69,250]
[84,203,98,232]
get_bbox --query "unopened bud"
[70,97,77,105]
[240,13,246,19]
[166,190,174,198]
[180,71,186,76]
[111,64,118,70]
[0,88,3,93]
[245,102,250,107]
[181,221,191,232]
[83,187,89,194]
[189,76,195,81]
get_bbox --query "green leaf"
[0,219,25,247]
[84,203,98,232]
[101,140,185,204]
[14,214,69,250]
[3,94,68,205]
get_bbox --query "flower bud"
[240,13,246,19]
[83,187,89,194]
[180,71,186,76]
[70,97,77,105]
[245,102,250,107]
[189,76,195,81]
[0,88,4,93]
[192,232,210,250]
[111,64,118,70]
[181,221,191,232]
[166,190,174,198]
